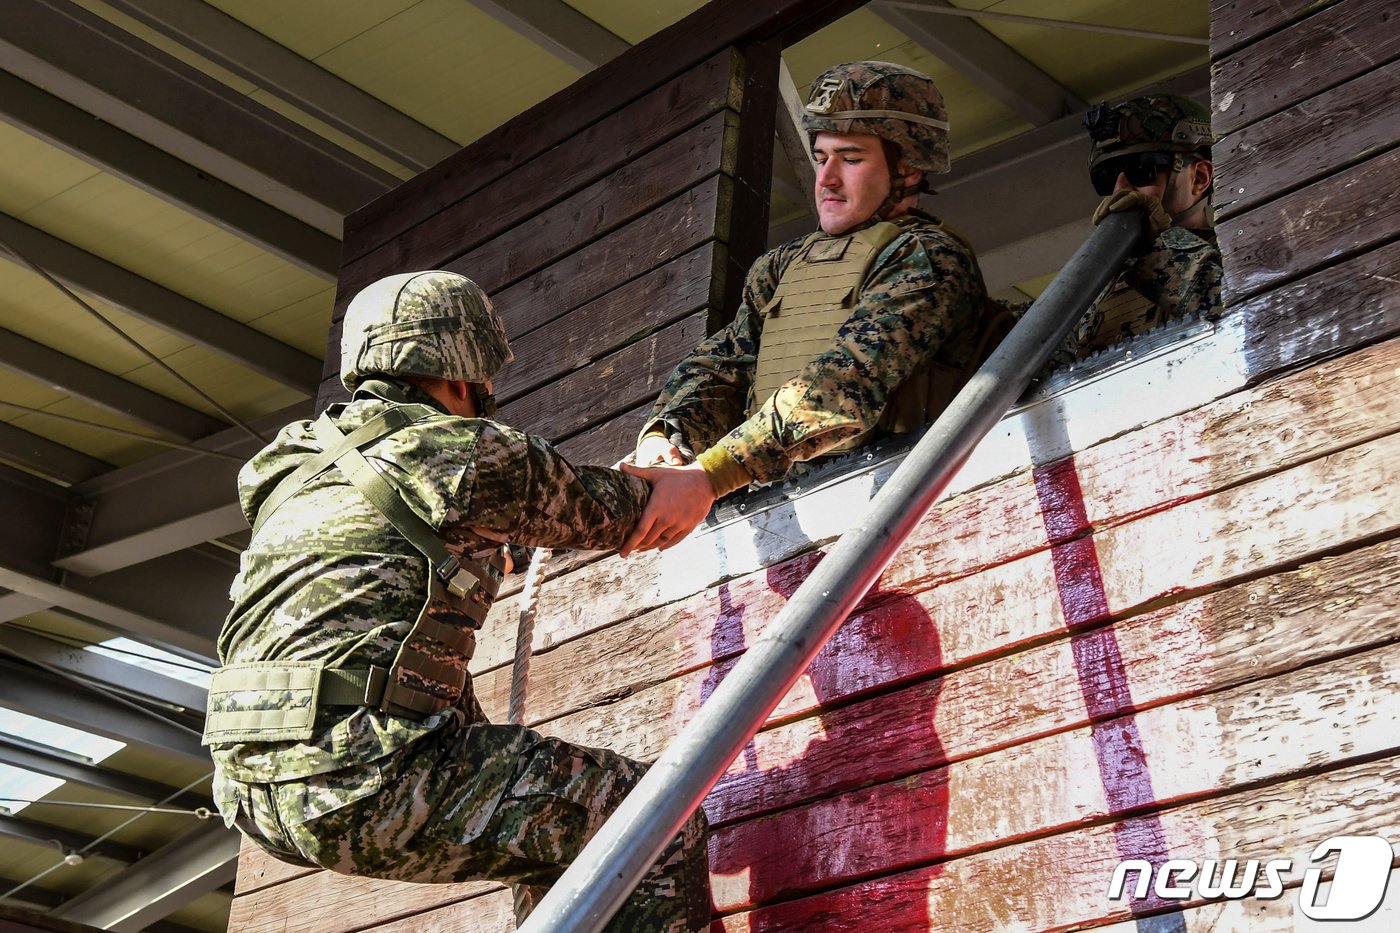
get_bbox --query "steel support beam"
[0,70,340,279]
[16,549,232,659]
[54,402,307,576]
[870,0,1084,125]
[0,812,142,865]
[0,328,226,442]
[0,627,206,712]
[105,0,458,172]
[468,0,630,71]
[775,58,817,220]
[52,820,239,933]
[0,737,208,812]
[0,0,397,234]
[0,657,205,766]
[0,212,321,394]
[0,468,229,655]
[0,421,109,486]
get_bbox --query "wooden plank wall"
[235,1,1400,931]
[317,44,725,458]
[314,43,773,464]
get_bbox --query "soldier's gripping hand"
[1092,190,1172,241]
[634,431,692,468]
[616,461,715,557]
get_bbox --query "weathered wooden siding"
[314,45,769,463]
[237,0,1400,930]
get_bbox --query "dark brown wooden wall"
[1210,0,1400,379]
[318,0,870,465]
[318,46,754,464]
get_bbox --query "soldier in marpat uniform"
[203,272,711,932]
[1060,93,1223,363]
[622,61,1005,555]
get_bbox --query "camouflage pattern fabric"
[225,706,709,932]
[641,209,988,484]
[1084,94,1213,168]
[1040,226,1222,369]
[210,378,709,930]
[802,60,950,177]
[341,271,514,391]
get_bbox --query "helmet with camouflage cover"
[340,271,513,392]
[801,61,950,182]
[1083,94,1213,169]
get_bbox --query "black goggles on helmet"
[1089,151,1180,196]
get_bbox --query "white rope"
[509,546,551,927]
[508,548,550,727]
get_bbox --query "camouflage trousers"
[231,712,711,932]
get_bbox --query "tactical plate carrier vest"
[749,218,1005,454]
[203,402,508,746]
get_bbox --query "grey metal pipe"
[518,210,1148,933]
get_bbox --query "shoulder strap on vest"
[309,413,489,600]
[251,405,435,535]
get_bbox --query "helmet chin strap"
[472,383,498,419]
[871,168,920,223]
[1163,154,1211,227]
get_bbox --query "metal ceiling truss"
[0,0,397,234]
[102,0,459,173]
[0,736,207,811]
[469,0,630,72]
[0,70,341,280]
[869,0,1086,124]
[51,819,239,933]
[0,212,322,395]
[0,657,206,767]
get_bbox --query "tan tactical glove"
[1092,190,1172,240]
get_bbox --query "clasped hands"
[616,434,716,557]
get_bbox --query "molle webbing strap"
[749,222,905,414]
[203,664,395,744]
[251,405,436,536]
[311,414,507,718]
[310,414,479,600]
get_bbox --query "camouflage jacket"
[211,380,648,784]
[1049,225,1222,367]
[642,209,988,484]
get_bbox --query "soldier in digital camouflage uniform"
[1046,93,1223,368]
[620,61,1005,554]
[204,271,711,932]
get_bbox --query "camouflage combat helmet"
[340,271,513,392]
[1083,94,1213,169]
[802,61,951,180]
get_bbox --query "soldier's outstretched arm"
[445,420,650,553]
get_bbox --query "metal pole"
[519,211,1148,933]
